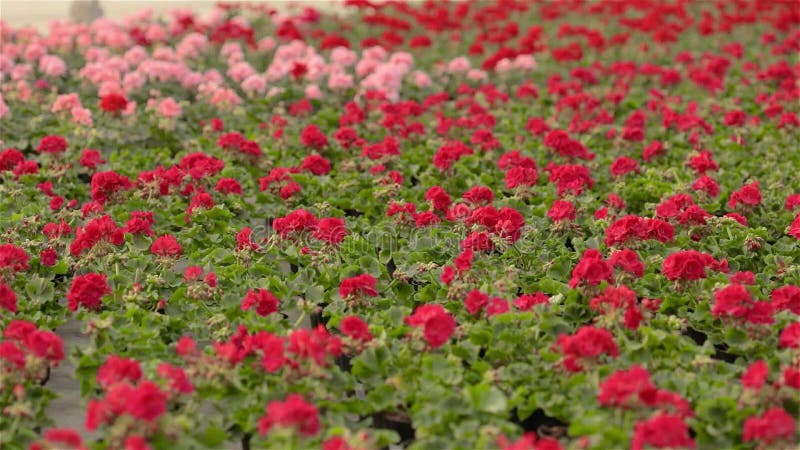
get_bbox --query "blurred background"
[0,0,342,29]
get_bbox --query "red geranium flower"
[339,274,378,298]
[67,273,111,312]
[312,218,347,245]
[405,304,456,349]
[150,235,182,258]
[258,394,320,438]
[99,93,128,113]
[0,244,30,273]
[241,289,280,317]
[37,135,68,154]
[339,316,373,342]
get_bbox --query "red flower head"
[462,186,494,205]
[514,292,550,311]
[556,325,619,371]
[300,154,332,175]
[742,408,796,447]
[790,214,800,240]
[728,181,761,210]
[661,250,718,281]
[785,194,800,212]
[123,211,155,237]
[99,93,128,113]
[312,218,347,245]
[25,329,65,364]
[771,285,800,314]
[288,325,342,366]
[454,248,474,274]
[175,336,196,357]
[691,175,720,198]
[300,124,329,150]
[433,141,473,171]
[547,200,576,222]
[258,394,320,438]
[723,109,747,126]
[464,290,489,315]
[36,428,85,450]
[712,284,774,325]
[405,304,456,349]
[150,235,182,258]
[590,285,644,330]
[598,365,658,408]
[778,322,800,349]
[67,273,111,311]
[547,163,595,196]
[425,186,452,211]
[741,360,769,391]
[96,355,142,388]
[631,414,696,450]
[236,227,260,251]
[157,363,194,394]
[0,148,25,170]
[79,149,105,169]
[339,274,378,298]
[0,282,17,313]
[642,140,665,162]
[179,153,225,179]
[569,249,613,289]
[610,156,640,177]
[496,432,562,450]
[37,135,68,154]
[609,249,645,277]
[339,316,373,342]
[90,171,133,204]
[215,178,243,195]
[0,244,30,273]
[273,209,318,239]
[126,380,168,423]
[486,298,510,317]
[241,289,280,317]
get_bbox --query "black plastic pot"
[372,410,414,444]
[309,302,330,328]
[511,407,568,436]
[335,354,353,372]
[385,256,396,279]
[343,208,364,218]
[682,327,738,363]
[39,366,51,386]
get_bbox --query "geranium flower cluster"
[0,0,798,448]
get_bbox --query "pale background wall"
[0,0,344,29]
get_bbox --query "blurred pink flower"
[70,106,93,126]
[228,61,256,83]
[124,46,149,66]
[330,47,357,66]
[24,43,46,62]
[328,71,353,90]
[411,71,432,88]
[157,98,181,118]
[241,75,267,96]
[447,57,471,74]
[258,37,276,52]
[51,94,81,113]
[176,33,208,60]
[305,84,322,100]
[0,94,8,119]
[495,58,514,73]
[514,54,537,71]
[467,69,487,81]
